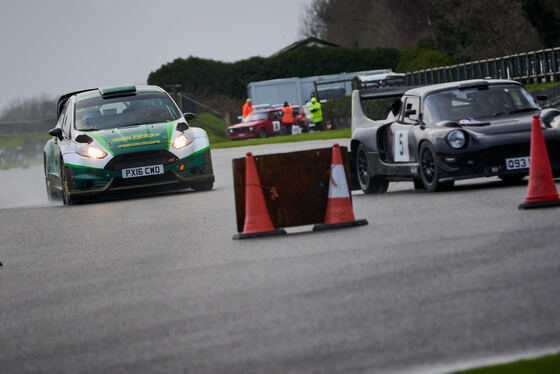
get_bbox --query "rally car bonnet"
[85,121,175,156]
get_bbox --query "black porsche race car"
[350,79,560,192]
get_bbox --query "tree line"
[147,46,401,100]
[301,0,560,63]
[0,95,56,122]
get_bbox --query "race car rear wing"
[358,86,421,100]
[57,88,97,118]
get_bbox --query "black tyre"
[257,128,267,138]
[419,142,443,192]
[44,157,58,201]
[413,178,425,191]
[356,144,389,194]
[60,162,75,205]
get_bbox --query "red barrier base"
[312,219,368,231]
[233,229,287,240]
[518,200,560,210]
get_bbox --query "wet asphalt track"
[1,139,560,373]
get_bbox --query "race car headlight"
[78,145,107,159]
[172,134,190,149]
[550,115,560,129]
[249,127,254,132]
[447,130,466,149]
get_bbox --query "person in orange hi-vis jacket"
[281,101,294,135]
[242,98,253,120]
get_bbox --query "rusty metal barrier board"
[232,146,352,233]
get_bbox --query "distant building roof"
[270,37,338,57]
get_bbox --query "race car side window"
[65,101,73,139]
[422,96,440,126]
[402,96,420,124]
[55,102,66,130]
[60,102,70,139]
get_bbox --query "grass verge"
[525,82,559,91]
[451,352,560,374]
[211,128,351,149]
[0,133,50,150]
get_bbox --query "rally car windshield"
[422,85,539,126]
[75,92,182,131]
[245,111,269,122]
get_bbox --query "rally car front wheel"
[419,142,454,192]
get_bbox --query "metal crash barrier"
[406,47,560,86]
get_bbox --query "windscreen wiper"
[507,108,539,115]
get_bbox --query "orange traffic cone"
[233,152,286,239]
[314,143,368,230]
[519,115,560,209]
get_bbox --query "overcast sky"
[0,0,310,111]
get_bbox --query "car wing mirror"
[183,112,195,121]
[48,128,63,140]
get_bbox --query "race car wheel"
[413,178,425,191]
[60,162,75,205]
[44,156,58,201]
[356,144,389,194]
[419,142,440,192]
[257,128,268,138]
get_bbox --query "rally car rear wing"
[57,88,97,118]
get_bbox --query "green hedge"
[148,46,401,99]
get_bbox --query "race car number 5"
[394,130,410,162]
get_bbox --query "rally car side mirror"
[183,112,195,121]
[48,128,63,140]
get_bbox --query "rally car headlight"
[249,127,254,132]
[172,134,190,149]
[78,145,107,159]
[447,130,466,149]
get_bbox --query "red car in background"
[228,109,282,139]
[227,105,310,140]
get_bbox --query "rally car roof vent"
[98,86,137,98]
[458,80,489,90]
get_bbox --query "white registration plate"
[505,157,530,170]
[122,164,164,179]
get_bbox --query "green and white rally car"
[43,85,214,204]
